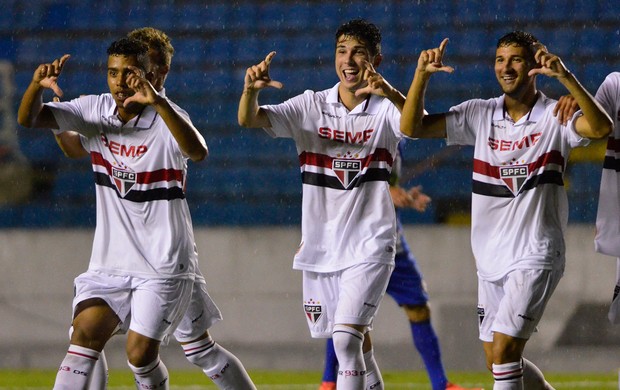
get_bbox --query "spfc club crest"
[332,159,361,188]
[499,165,528,195]
[304,299,323,324]
[112,167,136,197]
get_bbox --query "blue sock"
[322,338,338,382]
[410,320,448,390]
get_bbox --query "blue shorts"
[385,240,429,307]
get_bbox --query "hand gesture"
[390,185,431,212]
[355,61,395,98]
[244,51,284,91]
[122,66,158,107]
[553,94,579,125]
[33,54,70,97]
[418,38,454,75]
[528,44,570,79]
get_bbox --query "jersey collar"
[104,95,159,130]
[494,92,548,125]
[329,83,380,115]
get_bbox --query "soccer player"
[53,27,257,390]
[318,141,481,390]
[592,72,620,326]
[400,31,612,389]
[238,19,413,390]
[18,38,207,390]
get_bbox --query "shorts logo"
[499,165,528,195]
[112,167,136,197]
[304,298,323,324]
[333,159,361,188]
[477,305,485,326]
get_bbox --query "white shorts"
[73,270,193,341]
[609,258,620,325]
[302,262,393,338]
[477,266,563,342]
[173,276,223,342]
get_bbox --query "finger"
[267,80,284,89]
[50,80,64,97]
[438,38,449,54]
[58,54,71,68]
[264,51,277,67]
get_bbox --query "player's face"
[148,48,167,92]
[335,35,376,92]
[494,44,536,97]
[107,54,143,108]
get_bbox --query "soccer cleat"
[446,383,484,390]
[319,381,337,390]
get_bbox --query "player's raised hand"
[244,51,284,91]
[407,185,431,212]
[418,38,454,75]
[553,94,579,125]
[122,65,158,107]
[33,54,70,97]
[529,45,570,79]
[355,61,394,97]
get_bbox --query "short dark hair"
[127,27,174,68]
[335,19,382,57]
[497,31,540,61]
[107,37,150,70]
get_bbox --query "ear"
[373,53,383,68]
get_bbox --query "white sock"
[53,344,100,390]
[89,349,109,390]
[492,361,523,390]
[522,358,554,390]
[128,356,169,390]
[182,336,256,389]
[332,324,366,390]
[364,348,383,390]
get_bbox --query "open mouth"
[343,69,359,82]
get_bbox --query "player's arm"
[54,132,88,158]
[18,55,70,129]
[124,67,208,162]
[238,52,283,128]
[530,48,612,139]
[401,39,454,139]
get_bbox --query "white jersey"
[446,93,589,281]
[594,72,620,257]
[262,83,404,272]
[47,94,198,279]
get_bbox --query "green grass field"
[0,370,618,389]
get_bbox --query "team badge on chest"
[112,167,137,197]
[333,159,361,189]
[499,165,529,196]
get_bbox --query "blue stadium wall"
[2,0,618,227]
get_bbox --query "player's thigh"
[493,268,563,340]
[173,278,223,343]
[130,277,193,341]
[335,262,393,327]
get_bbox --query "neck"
[338,85,367,111]
[504,89,538,122]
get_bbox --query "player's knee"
[403,304,430,322]
[126,336,160,367]
[332,324,364,359]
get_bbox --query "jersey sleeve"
[596,72,620,120]
[445,99,481,146]
[46,95,100,138]
[261,91,310,139]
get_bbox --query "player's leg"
[334,262,392,390]
[54,299,119,390]
[180,331,256,389]
[127,277,193,390]
[174,277,256,388]
[319,338,338,390]
[68,325,109,390]
[609,257,620,324]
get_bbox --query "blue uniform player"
[319,141,481,390]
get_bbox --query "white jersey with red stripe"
[595,72,620,257]
[46,94,198,279]
[262,84,403,273]
[446,92,589,281]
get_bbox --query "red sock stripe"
[67,350,99,361]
